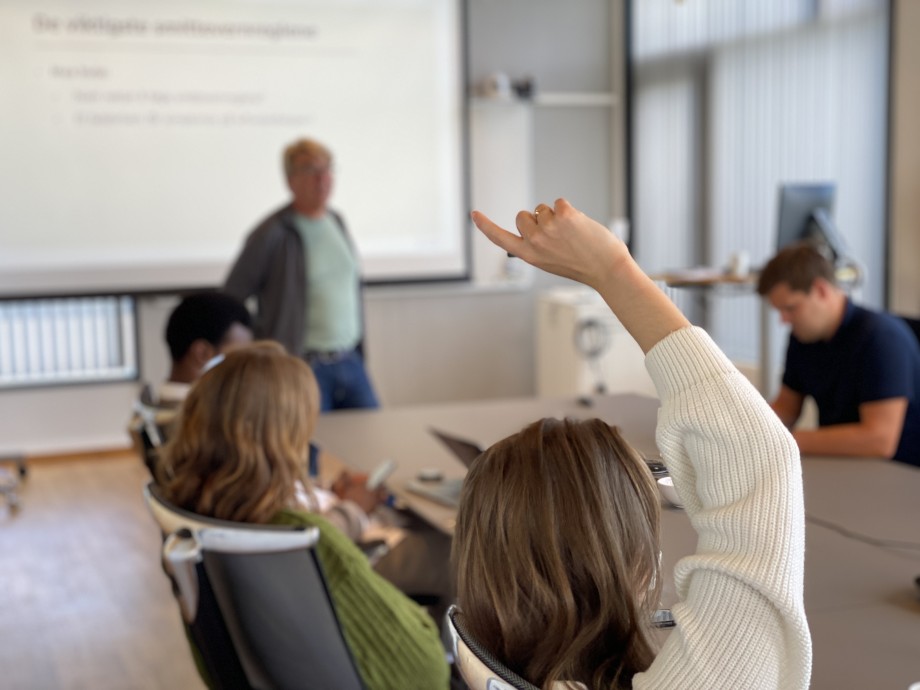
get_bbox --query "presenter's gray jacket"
[223,203,365,357]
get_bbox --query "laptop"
[429,428,484,467]
[404,428,484,508]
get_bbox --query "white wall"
[0,0,625,457]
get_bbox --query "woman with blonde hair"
[451,199,812,689]
[159,341,449,690]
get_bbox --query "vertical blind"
[630,0,890,366]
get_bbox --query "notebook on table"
[404,428,484,508]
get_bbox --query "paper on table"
[660,266,727,282]
[653,266,754,286]
[362,522,408,551]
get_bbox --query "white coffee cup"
[728,250,750,278]
[657,476,683,509]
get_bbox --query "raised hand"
[472,198,690,353]
[472,198,628,290]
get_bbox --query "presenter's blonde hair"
[283,138,333,178]
[159,340,319,524]
[452,418,661,689]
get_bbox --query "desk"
[314,394,920,689]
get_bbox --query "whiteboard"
[0,0,467,296]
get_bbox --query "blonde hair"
[159,341,320,524]
[283,138,332,178]
[452,418,662,689]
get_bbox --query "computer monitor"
[776,183,848,263]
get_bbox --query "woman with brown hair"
[452,199,812,689]
[454,417,662,688]
[159,341,449,690]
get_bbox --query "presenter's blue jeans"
[308,350,380,412]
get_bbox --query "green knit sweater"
[272,508,450,690]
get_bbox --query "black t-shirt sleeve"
[856,324,914,404]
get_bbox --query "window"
[629,0,890,365]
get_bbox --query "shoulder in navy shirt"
[783,300,920,466]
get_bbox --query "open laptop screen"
[428,428,484,468]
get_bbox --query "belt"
[304,348,354,364]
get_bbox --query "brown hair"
[158,341,320,524]
[283,138,333,178]
[757,241,836,295]
[452,418,662,689]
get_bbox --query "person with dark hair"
[161,291,254,404]
[452,199,812,689]
[129,291,253,476]
[224,137,379,411]
[757,242,920,466]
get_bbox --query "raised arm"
[472,199,689,353]
[475,200,812,689]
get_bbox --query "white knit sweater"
[631,327,812,689]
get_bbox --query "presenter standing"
[224,138,379,411]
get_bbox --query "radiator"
[0,296,137,388]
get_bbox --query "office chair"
[143,483,366,690]
[130,383,182,478]
[446,604,677,690]
[445,606,539,690]
[131,384,164,476]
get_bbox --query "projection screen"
[0,0,467,297]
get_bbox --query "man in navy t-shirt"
[757,242,920,467]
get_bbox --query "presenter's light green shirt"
[294,213,361,352]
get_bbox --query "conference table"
[314,393,920,689]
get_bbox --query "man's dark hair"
[757,241,837,296]
[165,292,252,362]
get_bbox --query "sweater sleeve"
[633,327,812,690]
[273,509,450,690]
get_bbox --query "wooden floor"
[0,452,205,690]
